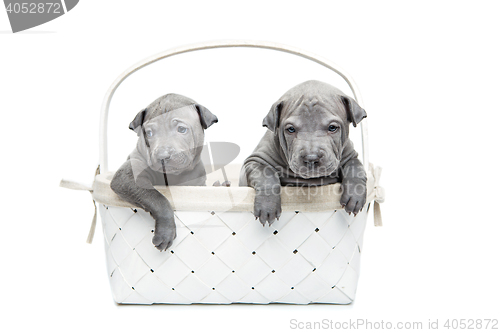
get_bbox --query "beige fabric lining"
[60,164,385,243]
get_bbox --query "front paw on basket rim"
[253,193,282,227]
[213,180,231,187]
[152,226,177,252]
[340,180,366,216]
[340,194,366,216]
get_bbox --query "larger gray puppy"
[240,80,367,225]
[111,94,218,251]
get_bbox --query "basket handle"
[99,40,369,173]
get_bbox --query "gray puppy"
[110,94,218,251]
[240,80,367,225]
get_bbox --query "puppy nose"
[157,148,175,162]
[303,154,320,167]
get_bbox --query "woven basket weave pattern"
[100,204,369,304]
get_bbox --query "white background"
[1,1,499,332]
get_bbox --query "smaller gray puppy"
[111,94,218,251]
[240,80,367,225]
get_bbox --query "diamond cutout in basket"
[276,213,317,249]
[133,234,171,270]
[235,255,272,286]
[175,274,212,303]
[173,234,212,271]
[155,254,192,287]
[214,235,253,270]
[276,254,314,286]
[215,273,251,301]
[256,236,294,269]
[236,219,274,251]
[298,233,332,267]
[120,212,153,248]
[191,218,231,252]
[117,250,150,286]
[195,256,232,288]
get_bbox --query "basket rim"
[92,164,377,212]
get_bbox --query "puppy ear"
[129,108,148,134]
[342,96,367,127]
[262,101,283,132]
[195,104,218,129]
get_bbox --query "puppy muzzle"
[290,153,339,179]
[150,148,189,173]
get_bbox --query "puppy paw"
[340,179,367,216]
[254,191,281,226]
[152,221,177,252]
[213,180,231,187]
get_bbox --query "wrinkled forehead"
[284,95,347,125]
[144,104,199,126]
[284,112,342,129]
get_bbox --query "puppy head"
[263,80,366,178]
[129,94,218,174]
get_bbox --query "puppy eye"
[328,125,339,132]
[287,127,296,133]
[146,130,153,137]
[177,126,187,134]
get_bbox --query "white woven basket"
[62,40,385,305]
